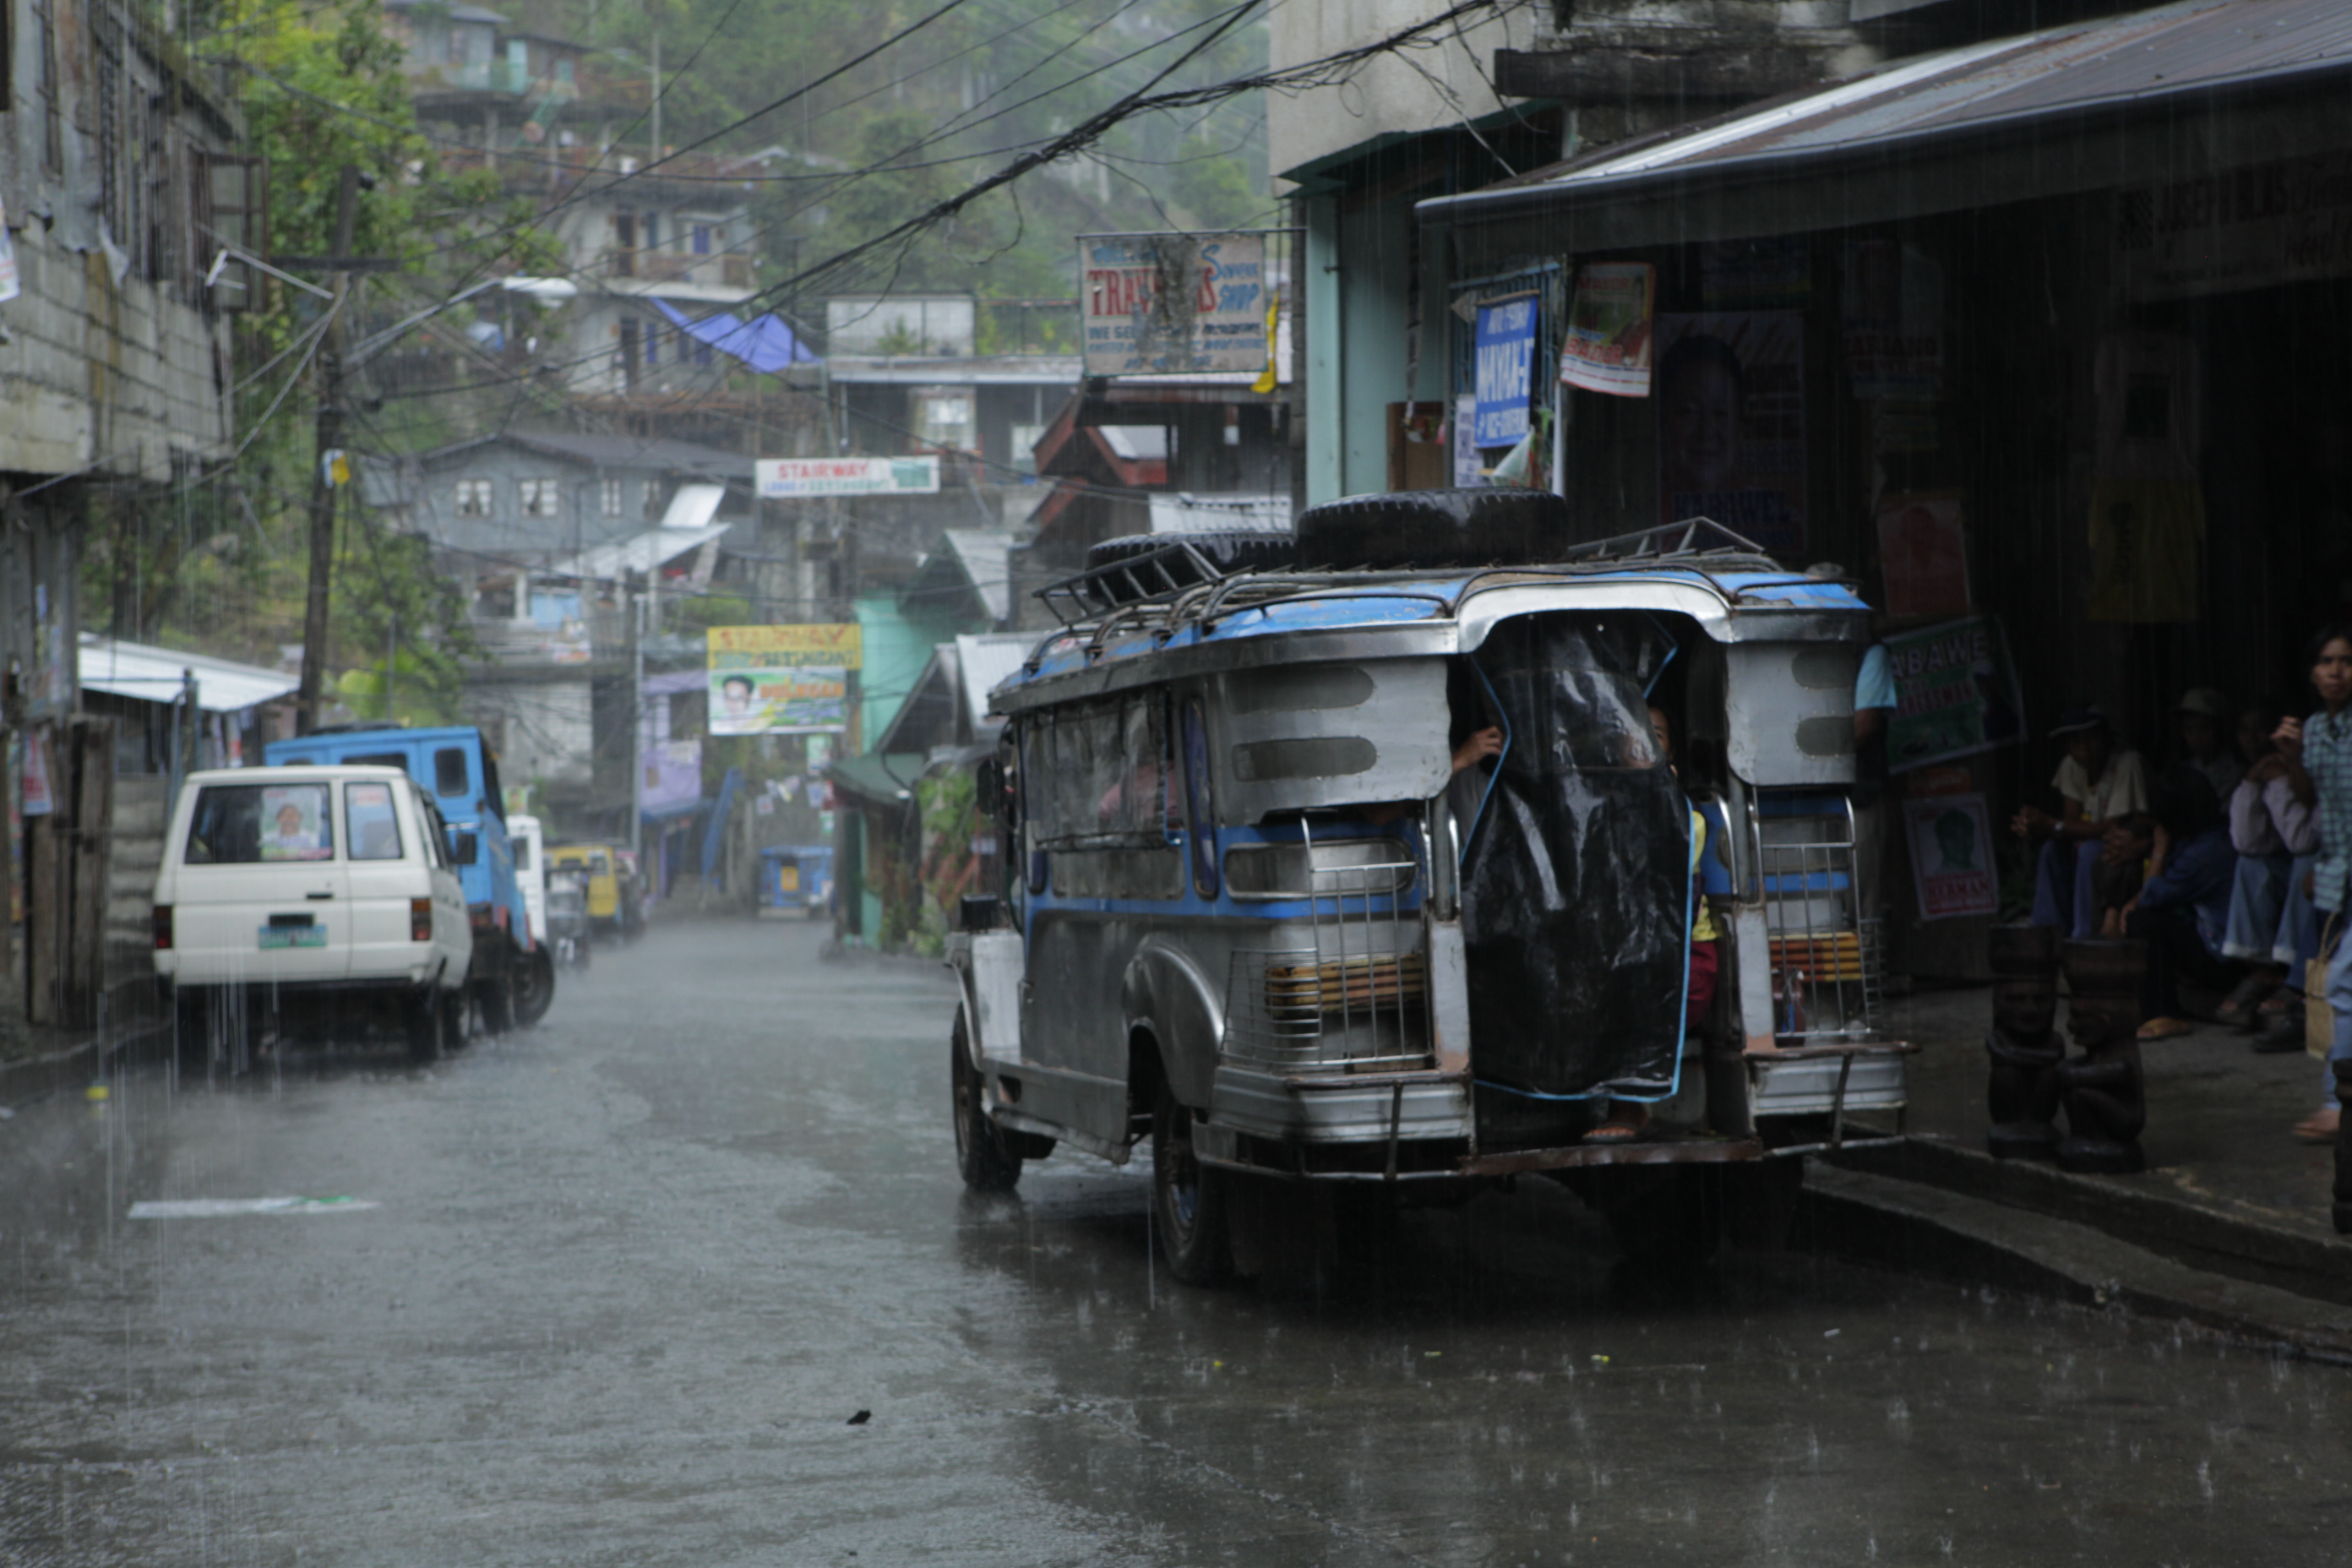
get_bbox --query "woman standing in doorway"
[2275,626,2352,1142]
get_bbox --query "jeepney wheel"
[476,956,517,1036]
[514,948,556,1026]
[406,991,446,1064]
[1598,1166,1721,1273]
[1152,1086,1231,1286]
[952,1015,1023,1192]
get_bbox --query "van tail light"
[411,898,433,942]
[154,905,173,950]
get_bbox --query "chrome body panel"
[1206,1067,1473,1143]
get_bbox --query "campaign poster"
[1841,241,1944,399]
[1472,294,1538,449]
[707,625,862,737]
[1876,492,1973,619]
[1451,393,1483,487]
[1903,794,1999,921]
[1558,263,1656,396]
[1654,311,1807,553]
[1881,615,2026,773]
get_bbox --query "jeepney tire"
[406,991,445,1064]
[1598,1166,1721,1273]
[952,1015,1024,1192]
[1152,1086,1233,1286]
[476,952,518,1036]
[1082,531,1298,607]
[441,987,470,1052]
[514,948,556,1027]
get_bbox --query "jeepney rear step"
[1747,1039,1919,1145]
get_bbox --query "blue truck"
[266,725,553,1030]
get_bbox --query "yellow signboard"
[706,624,863,669]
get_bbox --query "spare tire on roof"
[1294,487,1572,570]
[1077,531,1298,608]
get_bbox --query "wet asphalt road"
[5,920,2352,1566]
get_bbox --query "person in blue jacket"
[2125,765,2241,1041]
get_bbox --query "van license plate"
[778,868,800,891]
[259,926,327,950]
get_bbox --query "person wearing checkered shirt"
[2275,626,2352,1143]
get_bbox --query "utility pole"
[296,166,362,735]
[650,28,662,158]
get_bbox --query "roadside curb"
[1799,1161,2352,1364]
[1826,1135,2352,1308]
[0,1021,168,1112]
[819,939,950,976]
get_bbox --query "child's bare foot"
[2292,1106,2340,1143]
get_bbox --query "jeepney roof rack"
[1556,516,1780,572]
[1035,538,1228,629]
[1029,514,1796,656]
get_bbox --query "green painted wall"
[1302,189,1451,508]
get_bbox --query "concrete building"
[3,0,251,1042]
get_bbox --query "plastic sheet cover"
[1460,614,1690,1099]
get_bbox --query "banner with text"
[756,457,939,498]
[1882,615,2025,773]
[1903,793,1999,921]
[1079,231,1269,376]
[707,625,862,736]
[1472,293,1538,448]
[1558,263,1655,397]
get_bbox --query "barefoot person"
[2277,627,2352,1142]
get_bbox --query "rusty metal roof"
[1422,0,2352,234]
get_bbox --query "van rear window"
[346,783,405,861]
[185,784,335,864]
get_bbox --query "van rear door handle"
[306,891,335,901]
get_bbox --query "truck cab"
[266,725,553,1029]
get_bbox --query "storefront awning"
[78,634,298,714]
[1419,0,2352,255]
[826,752,927,807]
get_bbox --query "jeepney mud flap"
[1460,612,1691,1122]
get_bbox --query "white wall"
[1266,0,1543,183]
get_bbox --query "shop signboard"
[1882,615,2026,773]
[1558,263,1655,396]
[756,457,939,498]
[1078,231,1268,376]
[1655,310,1808,554]
[2117,150,2352,302]
[1902,793,1999,921]
[706,625,862,736]
[1471,294,1538,448]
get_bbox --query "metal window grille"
[1752,793,1881,1042]
[1223,822,1431,1074]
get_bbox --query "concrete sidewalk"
[1799,983,2352,1353]
[1881,983,2344,1245]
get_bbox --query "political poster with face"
[1654,311,1807,554]
[1903,794,1998,921]
[707,625,862,736]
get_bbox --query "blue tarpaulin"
[651,300,819,373]
[703,767,742,885]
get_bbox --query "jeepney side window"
[1016,724,1048,895]
[1181,696,1217,898]
[1030,694,1172,849]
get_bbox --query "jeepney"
[945,492,1909,1282]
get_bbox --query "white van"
[155,765,474,1063]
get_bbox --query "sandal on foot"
[2136,1016,2197,1042]
[1587,1108,1650,1144]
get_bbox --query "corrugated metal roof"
[79,635,298,714]
[956,632,1043,731]
[545,522,732,581]
[1425,0,2352,228]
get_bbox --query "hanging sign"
[1881,615,2026,773]
[20,730,54,817]
[707,626,861,737]
[1472,294,1538,448]
[756,457,939,498]
[1559,263,1656,396]
[1654,310,1809,554]
[1079,231,1268,376]
[1876,492,1973,619]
